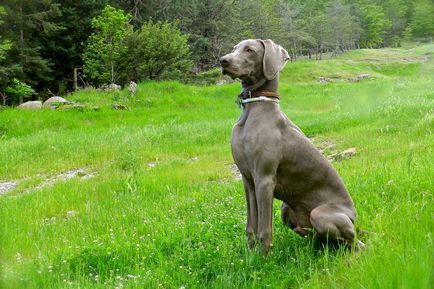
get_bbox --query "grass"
[0,43,433,288]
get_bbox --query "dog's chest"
[230,124,248,166]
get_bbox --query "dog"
[220,39,363,254]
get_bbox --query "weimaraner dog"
[220,39,363,254]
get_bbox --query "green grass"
[1,43,433,288]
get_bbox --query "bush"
[5,78,35,103]
[124,20,192,81]
[82,6,192,86]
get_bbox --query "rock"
[57,104,86,111]
[348,74,371,82]
[128,81,137,95]
[81,171,98,180]
[0,181,17,195]
[318,76,331,83]
[328,147,357,161]
[17,101,42,110]
[57,169,85,181]
[66,210,77,219]
[101,83,121,91]
[43,96,71,109]
[25,168,87,194]
[341,147,357,157]
[229,164,242,181]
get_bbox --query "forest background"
[0,0,433,105]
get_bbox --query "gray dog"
[220,39,363,254]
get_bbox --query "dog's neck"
[241,76,278,93]
[236,76,280,120]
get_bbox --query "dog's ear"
[260,39,290,80]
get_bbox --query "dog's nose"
[220,56,231,67]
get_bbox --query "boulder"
[43,96,71,109]
[17,101,42,110]
[318,76,331,83]
[100,83,121,91]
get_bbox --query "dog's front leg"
[242,176,257,249]
[255,176,275,255]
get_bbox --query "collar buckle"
[238,90,252,100]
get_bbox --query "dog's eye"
[246,48,254,53]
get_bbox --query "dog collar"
[237,90,280,108]
[239,90,280,99]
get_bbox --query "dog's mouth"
[221,67,246,80]
[222,67,236,75]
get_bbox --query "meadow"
[0,44,433,288]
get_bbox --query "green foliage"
[0,39,11,61]
[382,0,410,46]
[326,0,361,52]
[5,78,36,100]
[38,0,109,93]
[0,0,431,98]
[82,5,131,85]
[1,0,61,91]
[359,4,392,48]
[82,7,192,85]
[410,0,434,38]
[0,6,12,78]
[126,20,192,81]
[0,5,15,95]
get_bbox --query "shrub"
[124,20,192,81]
[5,78,35,103]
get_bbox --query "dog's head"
[220,39,289,85]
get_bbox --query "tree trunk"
[73,68,78,91]
[19,4,24,104]
[0,92,6,106]
[111,61,114,84]
[319,42,323,60]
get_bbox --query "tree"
[326,0,360,54]
[82,5,131,85]
[0,5,19,105]
[358,3,391,48]
[382,0,410,47]
[0,6,12,66]
[111,0,239,70]
[276,0,315,61]
[1,0,61,99]
[39,0,108,93]
[125,20,192,81]
[410,0,434,39]
[307,10,331,60]
[5,78,35,104]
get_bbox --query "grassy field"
[0,43,433,288]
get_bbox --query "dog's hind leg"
[281,202,309,237]
[309,204,356,246]
[281,202,296,228]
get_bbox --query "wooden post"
[73,68,78,91]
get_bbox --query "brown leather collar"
[239,90,280,100]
